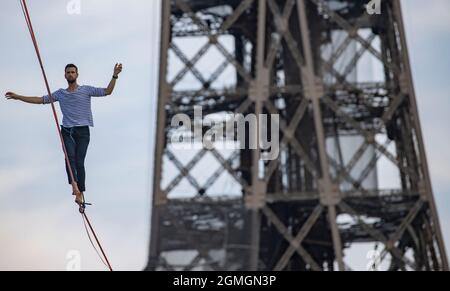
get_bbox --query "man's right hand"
[4,93,42,104]
[5,92,19,100]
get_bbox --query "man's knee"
[67,155,77,164]
[75,159,85,169]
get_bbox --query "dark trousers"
[61,126,90,192]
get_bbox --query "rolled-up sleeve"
[86,86,107,97]
[42,90,61,104]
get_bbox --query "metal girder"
[273,204,324,270]
[262,205,322,271]
[264,99,319,180]
[148,0,448,271]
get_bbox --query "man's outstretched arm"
[4,92,43,104]
[105,63,123,96]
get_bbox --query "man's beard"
[67,79,76,84]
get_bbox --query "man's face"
[65,68,78,84]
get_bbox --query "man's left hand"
[113,63,123,77]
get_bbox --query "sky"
[0,0,449,271]
[0,0,160,271]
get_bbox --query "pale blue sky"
[0,0,449,270]
[0,0,160,270]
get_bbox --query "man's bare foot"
[75,192,84,206]
[72,182,80,196]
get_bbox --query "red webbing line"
[82,213,113,271]
[19,0,77,189]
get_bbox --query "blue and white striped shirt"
[42,85,107,127]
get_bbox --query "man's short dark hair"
[65,64,78,73]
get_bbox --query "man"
[5,63,123,207]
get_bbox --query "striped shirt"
[42,85,107,127]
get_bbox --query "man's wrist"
[112,75,119,79]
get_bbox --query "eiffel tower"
[146,0,448,271]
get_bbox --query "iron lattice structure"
[147,0,448,271]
